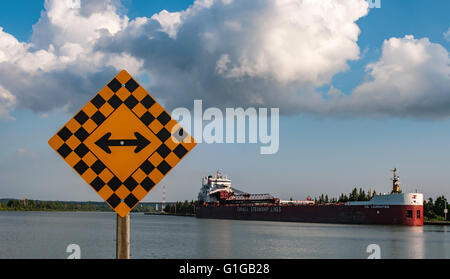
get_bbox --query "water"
[0,211,448,259]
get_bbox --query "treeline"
[0,199,111,212]
[2,196,447,221]
[424,196,449,221]
[314,187,377,204]
[164,200,196,216]
[131,204,161,213]
[0,199,159,213]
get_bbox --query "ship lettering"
[236,207,249,212]
[372,205,390,209]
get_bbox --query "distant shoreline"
[0,199,175,214]
[1,210,449,225]
[144,212,195,217]
[424,220,450,226]
[1,198,448,224]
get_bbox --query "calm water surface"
[0,211,448,259]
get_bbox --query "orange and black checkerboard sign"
[49,70,196,217]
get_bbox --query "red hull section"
[196,204,424,226]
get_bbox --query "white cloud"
[0,0,131,74]
[444,27,450,42]
[0,84,16,120]
[223,20,241,32]
[213,0,368,84]
[0,0,144,114]
[0,27,29,63]
[99,0,370,112]
[216,54,231,75]
[151,10,182,39]
[15,147,38,159]
[0,0,448,119]
[330,36,450,117]
[32,0,128,48]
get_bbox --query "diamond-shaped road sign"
[49,70,196,217]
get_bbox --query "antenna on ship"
[391,168,401,194]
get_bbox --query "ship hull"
[196,204,423,226]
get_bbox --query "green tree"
[434,196,448,219]
[358,188,367,201]
[349,188,359,201]
[423,196,450,221]
[423,198,436,219]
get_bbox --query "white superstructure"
[347,168,423,206]
[198,171,233,202]
[346,192,424,206]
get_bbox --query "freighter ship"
[196,169,423,226]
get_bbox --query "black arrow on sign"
[95,132,150,154]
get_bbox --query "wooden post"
[116,214,130,259]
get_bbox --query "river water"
[0,211,448,259]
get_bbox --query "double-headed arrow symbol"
[95,132,150,154]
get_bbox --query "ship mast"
[391,168,401,194]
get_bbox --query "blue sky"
[0,0,449,202]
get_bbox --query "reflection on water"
[386,226,425,259]
[202,219,233,258]
[0,211,448,259]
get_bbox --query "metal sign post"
[116,214,130,259]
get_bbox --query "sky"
[0,0,449,202]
